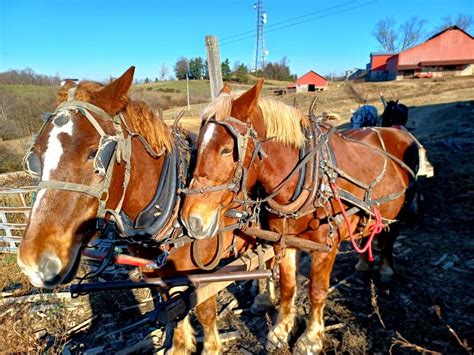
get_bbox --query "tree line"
[173,56,296,83]
[0,68,61,85]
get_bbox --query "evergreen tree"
[221,59,232,81]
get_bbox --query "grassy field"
[1,76,473,171]
[163,76,474,131]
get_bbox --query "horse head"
[381,100,409,127]
[18,67,171,288]
[181,80,308,240]
[181,81,266,239]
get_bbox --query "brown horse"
[181,80,421,353]
[16,67,268,354]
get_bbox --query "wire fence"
[0,186,36,253]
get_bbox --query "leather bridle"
[25,89,165,233]
[183,116,266,204]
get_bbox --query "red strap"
[330,183,384,262]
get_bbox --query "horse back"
[342,127,418,173]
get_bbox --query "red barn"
[367,53,396,81]
[387,26,474,79]
[288,70,328,92]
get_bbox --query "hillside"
[163,76,474,132]
[1,77,473,173]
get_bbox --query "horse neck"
[255,140,300,204]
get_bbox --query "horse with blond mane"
[181,80,424,353]
[17,67,274,354]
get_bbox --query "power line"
[220,0,377,46]
[220,0,355,42]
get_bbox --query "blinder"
[94,135,118,176]
[184,116,264,199]
[24,150,42,178]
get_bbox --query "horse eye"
[219,147,233,156]
[87,149,98,160]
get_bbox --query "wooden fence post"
[205,35,223,99]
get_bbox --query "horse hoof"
[293,333,323,355]
[165,348,192,355]
[355,259,370,272]
[202,350,220,355]
[266,329,289,352]
[379,264,394,284]
[250,302,270,315]
[250,293,274,315]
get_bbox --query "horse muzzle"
[183,212,219,240]
[18,252,63,288]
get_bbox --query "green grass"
[0,84,58,95]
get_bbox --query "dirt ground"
[1,78,473,354]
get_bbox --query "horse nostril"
[39,255,62,285]
[188,216,203,234]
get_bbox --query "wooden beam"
[193,245,274,305]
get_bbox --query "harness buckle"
[145,250,170,270]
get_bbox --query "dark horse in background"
[380,92,409,127]
[350,93,409,129]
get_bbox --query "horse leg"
[266,248,298,351]
[355,237,371,272]
[166,314,196,355]
[355,252,370,272]
[294,247,338,354]
[377,223,399,283]
[251,258,277,314]
[195,295,221,355]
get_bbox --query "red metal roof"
[295,71,328,87]
[396,27,474,69]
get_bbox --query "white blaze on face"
[42,117,74,180]
[31,116,74,214]
[200,123,216,152]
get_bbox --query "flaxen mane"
[201,93,308,148]
[57,81,172,154]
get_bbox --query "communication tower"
[254,0,268,72]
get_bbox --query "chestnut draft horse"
[181,80,421,353]
[17,67,267,354]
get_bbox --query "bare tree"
[373,17,426,52]
[159,63,169,81]
[399,17,426,50]
[373,17,398,52]
[435,13,473,33]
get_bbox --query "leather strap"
[192,232,224,271]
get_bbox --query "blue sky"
[0,0,472,81]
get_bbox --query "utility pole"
[186,61,191,111]
[186,71,190,111]
[205,35,223,99]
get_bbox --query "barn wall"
[296,84,308,93]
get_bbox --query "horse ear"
[231,79,264,121]
[219,84,232,95]
[396,99,399,104]
[57,80,77,104]
[95,66,135,115]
